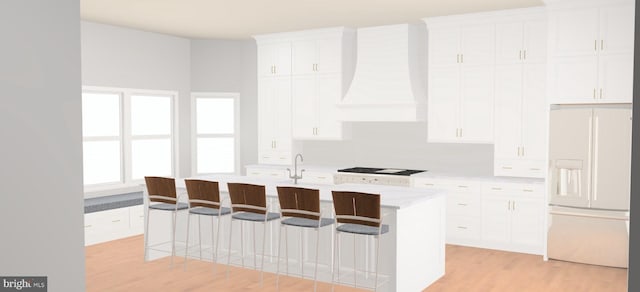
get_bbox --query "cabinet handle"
[601,40,604,51]
[460,128,463,137]
[456,54,460,63]
[461,54,464,63]
[529,168,540,171]
[424,183,435,186]
[517,147,521,156]
[594,40,598,51]
[84,225,92,228]
[491,187,502,190]
[523,189,534,192]
[593,88,596,99]
[270,173,278,176]
[521,146,525,157]
[524,50,527,60]
[502,166,513,170]
[457,226,468,229]
[457,203,468,206]
[519,50,522,60]
[600,88,603,99]
[317,176,326,179]
[112,219,121,223]
[457,185,468,188]
[513,201,516,211]
[507,201,511,210]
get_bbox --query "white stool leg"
[226,217,234,279]
[354,233,357,288]
[144,207,151,261]
[198,215,202,260]
[170,209,178,268]
[276,223,283,288]
[183,212,192,270]
[313,227,320,292]
[260,220,267,287]
[331,229,339,292]
[300,228,304,277]
[253,223,257,270]
[374,235,380,292]
[214,214,223,276]
[210,216,214,263]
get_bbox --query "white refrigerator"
[547,105,632,268]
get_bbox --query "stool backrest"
[185,179,221,209]
[331,191,381,227]
[145,176,177,204]
[276,187,321,220]
[227,183,267,215]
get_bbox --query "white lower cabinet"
[85,205,144,246]
[481,183,544,254]
[413,177,544,255]
[245,165,288,179]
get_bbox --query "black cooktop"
[337,167,426,176]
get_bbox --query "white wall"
[81,21,192,177]
[302,122,494,175]
[190,39,258,171]
[0,1,85,290]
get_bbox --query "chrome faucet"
[287,153,305,184]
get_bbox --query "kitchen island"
[144,175,445,292]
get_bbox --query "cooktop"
[337,167,426,176]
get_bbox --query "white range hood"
[338,23,427,122]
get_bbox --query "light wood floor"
[86,235,627,291]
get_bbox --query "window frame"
[191,92,241,176]
[82,86,179,192]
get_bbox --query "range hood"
[338,23,427,122]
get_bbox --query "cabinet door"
[461,24,495,66]
[258,77,277,153]
[258,44,275,77]
[460,65,494,143]
[522,19,547,63]
[494,64,522,159]
[495,22,523,64]
[273,42,292,76]
[521,63,547,161]
[428,28,460,66]
[511,197,544,248]
[598,53,634,103]
[428,65,460,142]
[292,75,317,139]
[591,108,632,210]
[548,55,599,103]
[292,40,317,75]
[599,3,635,55]
[481,196,511,244]
[316,74,343,139]
[273,77,292,151]
[549,8,599,57]
[317,38,342,74]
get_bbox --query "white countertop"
[179,174,443,209]
[246,163,545,185]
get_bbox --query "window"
[82,87,177,187]
[192,92,239,175]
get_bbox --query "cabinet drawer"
[446,215,481,240]
[413,178,481,192]
[494,159,545,178]
[84,207,129,229]
[483,183,544,198]
[447,194,481,217]
[300,172,335,185]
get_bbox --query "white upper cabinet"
[258,42,292,77]
[258,76,294,164]
[290,28,354,140]
[292,38,342,75]
[426,19,495,143]
[493,13,547,178]
[548,1,634,104]
[497,19,547,64]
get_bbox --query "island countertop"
[177,174,444,209]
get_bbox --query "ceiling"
[81,0,544,39]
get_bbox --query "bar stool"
[183,179,231,271]
[226,183,280,285]
[143,176,189,267]
[275,186,334,291]
[331,191,389,292]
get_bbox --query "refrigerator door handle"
[549,210,628,221]
[587,115,593,205]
